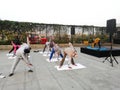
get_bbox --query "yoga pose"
[59,42,78,68]
[9,43,33,77]
[43,41,51,53]
[43,36,55,53]
[9,41,20,56]
[9,36,33,77]
[92,37,101,48]
[49,44,63,61]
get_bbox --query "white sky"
[0,0,120,26]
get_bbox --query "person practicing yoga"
[49,44,63,61]
[43,36,55,53]
[92,37,101,48]
[9,43,33,77]
[9,36,21,56]
[9,35,33,77]
[59,42,78,68]
[9,41,20,56]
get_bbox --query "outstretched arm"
[27,36,30,46]
[21,53,32,66]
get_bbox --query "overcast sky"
[0,0,120,26]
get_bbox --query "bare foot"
[59,66,61,68]
[29,63,33,66]
[68,66,72,69]
[49,60,52,62]
[73,64,77,66]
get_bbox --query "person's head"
[22,43,31,53]
[72,51,78,58]
[24,48,31,53]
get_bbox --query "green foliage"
[0,19,110,45]
[54,34,70,43]
[0,40,11,45]
[74,37,82,43]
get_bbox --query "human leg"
[59,52,67,68]
[49,48,55,61]
[60,53,63,58]
[98,40,101,48]
[43,45,47,52]
[71,58,77,66]
[9,57,20,76]
[68,57,72,68]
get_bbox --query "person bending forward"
[9,43,33,77]
[59,42,78,68]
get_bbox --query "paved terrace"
[0,45,120,90]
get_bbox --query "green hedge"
[0,40,11,45]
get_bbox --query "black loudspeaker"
[71,26,75,35]
[106,19,116,34]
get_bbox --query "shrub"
[0,40,11,45]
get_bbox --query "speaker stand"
[103,42,118,67]
[103,52,118,67]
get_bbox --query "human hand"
[29,63,33,66]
